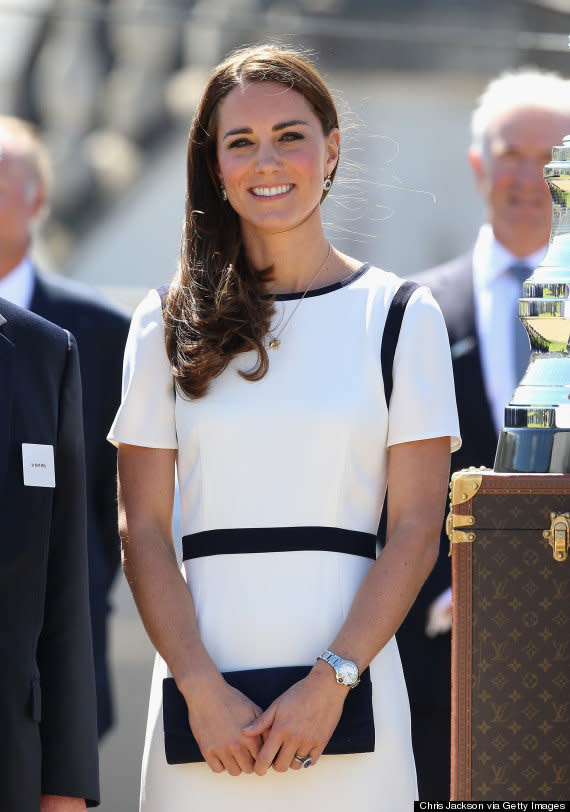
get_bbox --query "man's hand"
[40,796,86,811]
[425,586,452,637]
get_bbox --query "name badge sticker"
[22,444,56,488]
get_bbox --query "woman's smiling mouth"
[250,184,294,198]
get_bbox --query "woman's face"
[216,81,339,238]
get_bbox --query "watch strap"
[317,649,360,687]
[318,649,344,672]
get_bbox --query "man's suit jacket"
[397,252,498,710]
[0,298,99,809]
[29,269,130,736]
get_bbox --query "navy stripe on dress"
[182,526,377,561]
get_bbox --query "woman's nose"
[254,142,281,171]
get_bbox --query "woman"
[109,44,460,811]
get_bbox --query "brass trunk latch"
[446,512,476,555]
[542,512,570,562]
[446,468,484,555]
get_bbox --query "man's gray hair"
[0,116,53,197]
[470,68,570,158]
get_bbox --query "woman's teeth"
[251,184,293,197]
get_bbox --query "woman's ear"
[325,127,340,175]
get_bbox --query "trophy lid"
[548,134,570,163]
[542,132,570,190]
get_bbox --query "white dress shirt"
[0,257,35,309]
[473,224,546,434]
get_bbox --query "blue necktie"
[508,263,531,382]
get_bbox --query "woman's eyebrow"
[272,119,308,131]
[222,120,308,140]
[223,127,253,139]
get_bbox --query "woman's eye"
[228,138,252,149]
[280,131,303,142]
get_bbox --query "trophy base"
[494,427,570,473]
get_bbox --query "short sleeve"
[107,289,177,449]
[386,285,461,452]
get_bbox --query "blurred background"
[1,1,567,808]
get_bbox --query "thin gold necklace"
[267,243,332,350]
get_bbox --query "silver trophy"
[495,135,570,473]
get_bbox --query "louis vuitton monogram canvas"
[451,475,569,802]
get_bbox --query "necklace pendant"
[269,338,281,350]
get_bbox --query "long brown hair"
[163,44,339,398]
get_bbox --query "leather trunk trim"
[452,526,472,799]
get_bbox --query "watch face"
[337,661,359,685]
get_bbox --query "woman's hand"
[183,674,263,776]
[242,661,347,775]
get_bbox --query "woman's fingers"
[253,727,284,775]
[197,674,340,776]
[272,737,301,772]
[207,721,263,775]
[242,705,275,737]
[275,739,325,772]
[244,705,278,773]
[244,731,263,761]
[252,671,347,774]
[219,752,243,777]
[203,752,225,773]
[187,687,264,776]
[230,744,256,775]
[203,735,259,776]
[288,746,318,771]
[305,744,323,768]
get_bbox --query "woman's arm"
[246,436,450,774]
[118,443,262,775]
[327,435,450,668]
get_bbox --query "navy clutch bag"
[163,664,374,764]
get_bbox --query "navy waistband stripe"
[182,526,377,561]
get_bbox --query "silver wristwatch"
[317,649,360,688]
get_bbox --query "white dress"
[108,264,461,812]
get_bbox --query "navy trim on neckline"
[267,263,371,301]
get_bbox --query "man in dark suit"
[0,297,100,810]
[396,68,570,800]
[0,115,130,737]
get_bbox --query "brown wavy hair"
[163,44,339,398]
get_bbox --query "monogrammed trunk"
[448,470,569,801]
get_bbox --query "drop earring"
[220,186,227,201]
[323,175,332,192]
